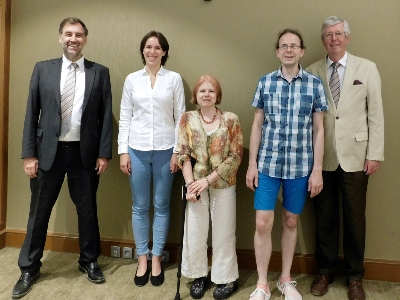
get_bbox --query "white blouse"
[118,66,185,154]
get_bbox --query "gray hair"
[321,16,350,40]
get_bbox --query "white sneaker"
[249,287,271,300]
[277,280,302,300]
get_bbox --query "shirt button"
[336,116,339,120]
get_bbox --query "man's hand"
[246,165,259,191]
[119,154,131,175]
[23,157,39,178]
[308,169,323,198]
[364,159,380,175]
[170,153,179,173]
[96,158,109,174]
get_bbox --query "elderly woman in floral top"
[176,75,243,300]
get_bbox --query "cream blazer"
[306,53,384,172]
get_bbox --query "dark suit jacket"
[21,58,113,171]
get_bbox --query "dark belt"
[58,141,80,147]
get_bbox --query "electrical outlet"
[111,246,121,258]
[122,247,133,259]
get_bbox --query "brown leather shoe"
[311,274,332,296]
[347,280,366,300]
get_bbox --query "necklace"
[199,107,218,124]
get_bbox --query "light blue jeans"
[128,147,175,257]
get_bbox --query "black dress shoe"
[150,262,164,286]
[12,270,40,299]
[213,280,238,299]
[134,262,150,287]
[78,262,105,284]
[190,276,208,299]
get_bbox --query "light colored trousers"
[182,185,239,284]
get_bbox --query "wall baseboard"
[2,229,399,282]
[0,229,6,249]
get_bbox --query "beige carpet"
[1,247,399,300]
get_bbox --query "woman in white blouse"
[118,31,185,287]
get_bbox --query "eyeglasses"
[278,44,301,50]
[324,31,346,39]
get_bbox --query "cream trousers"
[181,185,239,284]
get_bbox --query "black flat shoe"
[134,262,150,287]
[213,280,238,299]
[78,262,105,284]
[150,262,164,286]
[12,270,40,299]
[190,276,208,299]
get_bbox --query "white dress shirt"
[59,55,85,141]
[327,52,348,94]
[118,66,185,154]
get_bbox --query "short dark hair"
[140,31,169,66]
[191,75,222,105]
[59,17,88,36]
[275,28,305,49]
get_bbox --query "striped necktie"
[60,63,78,137]
[329,62,341,107]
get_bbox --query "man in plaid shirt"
[246,29,328,300]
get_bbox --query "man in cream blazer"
[306,16,384,300]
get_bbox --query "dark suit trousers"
[18,142,101,273]
[313,165,369,281]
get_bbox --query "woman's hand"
[120,153,131,175]
[185,189,199,202]
[170,153,179,173]
[186,180,202,202]
[186,178,209,201]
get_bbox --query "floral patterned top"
[177,110,243,189]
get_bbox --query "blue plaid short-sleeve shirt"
[252,66,328,179]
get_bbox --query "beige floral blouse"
[177,110,243,189]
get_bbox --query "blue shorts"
[254,172,309,214]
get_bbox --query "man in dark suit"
[12,17,112,299]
